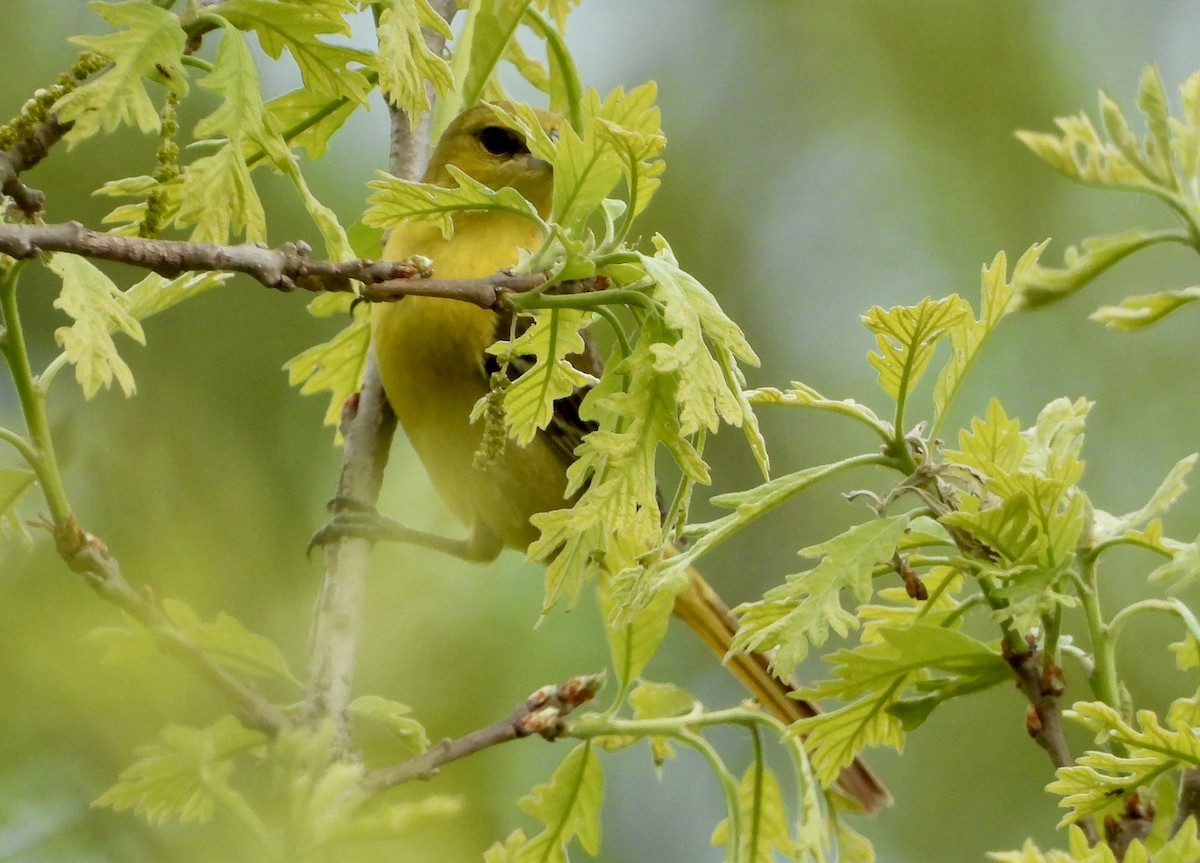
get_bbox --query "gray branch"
[361,673,603,792]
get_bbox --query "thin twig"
[0,220,605,309]
[361,673,603,792]
[1003,640,1100,846]
[1172,767,1200,838]
[0,221,418,292]
[54,515,288,736]
[0,116,70,217]
[303,357,395,744]
[302,0,457,747]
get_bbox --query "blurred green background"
[3,3,1199,861]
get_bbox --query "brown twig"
[0,221,419,292]
[53,515,288,736]
[361,673,604,792]
[0,116,71,217]
[0,220,606,309]
[1003,638,1100,846]
[1171,767,1200,838]
[302,0,457,748]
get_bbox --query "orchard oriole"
[364,104,889,812]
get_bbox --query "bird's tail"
[672,567,892,814]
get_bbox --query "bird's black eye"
[477,125,528,157]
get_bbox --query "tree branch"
[302,0,457,748]
[0,220,605,308]
[0,116,71,217]
[361,673,604,792]
[1004,640,1101,846]
[1172,767,1200,838]
[53,514,288,736]
[0,221,419,292]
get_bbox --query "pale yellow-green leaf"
[945,397,1027,484]
[1013,231,1175,310]
[602,580,674,691]
[731,516,911,679]
[481,308,595,446]
[459,0,535,111]
[162,598,297,685]
[485,830,530,863]
[177,146,267,244]
[375,0,455,122]
[516,743,603,863]
[124,271,230,322]
[1137,64,1175,186]
[263,87,356,160]
[533,0,580,30]
[551,89,625,227]
[1170,633,1200,671]
[749,381,891,440]
[1091,453,1197,544]
[628,679,695,767]
[219,0,373,103]
[56,1,188,144]
[1049,699,1200,826]
[863,295,970,404]
[796,625,1008,784]
[348,695,431,756]
[364,166,543,240]
[285,316,370,428]
[1090,286,1200,329]
[50,253,145,399]
[933,245,1028,425]
[711,763,796,863]
[93,715,265,825]
[988,825,1114,862]
[1022,396,1090,486]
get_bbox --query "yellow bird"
[369,104,888,812]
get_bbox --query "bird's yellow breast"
[371,211,567,548]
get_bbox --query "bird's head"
[424,103,559,217]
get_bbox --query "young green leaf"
[1148,533,1200,592]
[458,0,535,111]
[862,295,969,411]
[603,582,674,693]
[1137,64,1176,187]
[551,89,625,228]
[533,0,581,30]
[1011,231,1180,311]
[348,695,431,756]
[988,825,1117,862]
[1048,699,1200,826]
[285,316,370,428]
[515,743,604,863]
[162,598,298,686]
[93,715,266,825]
[710,762,796,863]
[55,1,188,144]
[794,625,1008,785]
[628,679,696,767]
[123,271,230,322]
[748,382,892,442]
[218,0,373,103]
[1091,453,1197,546]
[263,87,357,160]
[730,516,911,679]
[932,246,1028,429]
[375,0,455,122]
[478,308,596,446]
[50,253,145,399]
[364,167,545,240]
[1090,286,1200,329]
